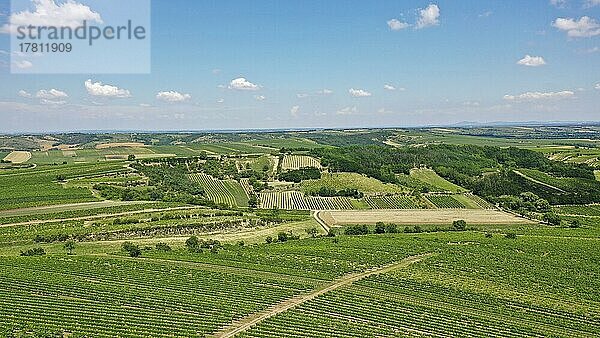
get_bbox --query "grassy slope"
[410,168,467,193]
[301,172,405,195]
[595,170,600,181]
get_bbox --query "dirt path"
[513,170,566,193]
[210,253,432,338]
[312,210,330,233]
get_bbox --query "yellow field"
[321,209,533,226]
[96,142,147,149]
[3,151,32,163]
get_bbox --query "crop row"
[363,196,420,209]
[425,195,467,209]
[281,155,321,170]
[259,191,353,210]
[189,173,248,207]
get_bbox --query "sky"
[0,0,599,133]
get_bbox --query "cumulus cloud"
[228,77,260,91]
[553,17,600,38]
[387,19,410,31]
[254,95,266,101]
[517,55,547,67]
[336,106,358,115]
[18,90,32,98]
[156,91,191,102]
[290,105,300,117]
[1,0,102,35]
[384,84,396,91]
[13,60,32,69]
[416,4,440,29]
[503,90,575,102]
[84,79,131,98]
[349,88,372,97]
[34,89,68,105]
[36,89,68,100]
[595,83,600,90]
[550,0,567,8]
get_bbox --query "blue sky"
[0,0,599,132]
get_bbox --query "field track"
[210,254,433,338]
[322,209,534,226]
[3,151,32,164]
[513,170,566,193]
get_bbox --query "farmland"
[0,126,599,337]
[321,209,533,226]
[190,173,249,207]
[281,155,321,170]
[3,151,32,163]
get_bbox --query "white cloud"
[550,0,567,8]
[387,19,410,31]
[503,90,575,102]
[478,11,493,18]
[595,83,600,90]
[228,77,260,91]
[254,95,266,101]
[18,90,32,98]
[349,88,372,97]
[1,0,102,35]
[290,105,300,117]
[217,98,225,104]
[84,79,131,98]
[318,89,333,95]
[416,4,440,29]
[463,101,481,107]
[384,84,396,91]
[553,17,600,38]
[336,106,358,115]
[517,55,547,67]
[156,91,191,102]
[13,60,32,69]
[36,89,68,100]
[584,0,600,8]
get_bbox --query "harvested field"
[95,142,147,149]
[321,209,533,226]
[3,151,32,164]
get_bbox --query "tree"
[543,213,561,226]
[265,236,273,244]
[306,227,319,238]
[127,154,136,161]
[277,232,289,242]
[345,225,369,236]
[155,242,171,252]
[374,222,386,234]
[248,195,258,208]
[122,242,141,257]
[505,233,517,239]
[569,219,581,228]
[64,241,75,255]
[186,236,201,253]
[452,220,467,231]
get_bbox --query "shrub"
[122,242,142,257]
[452,220,467,231]
[20,248,46,256]
[155,242,171,252]
[505,233,517,239]
[345,225,370,236]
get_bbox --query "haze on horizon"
[0,0,599,133]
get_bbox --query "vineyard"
[281,155,321,170]
[410,168,467,193]
[425,195,468,209]
[0,162,130,211]
[363,196,421,209]
[259,191,353,210]
[189,173,249,207]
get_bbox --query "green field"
[410,168,467,193]
[0,162,129,211]
[301,172,405,195]
[1,128,599,337]
[596,170,600,181]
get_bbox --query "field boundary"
[209,254,433,338]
